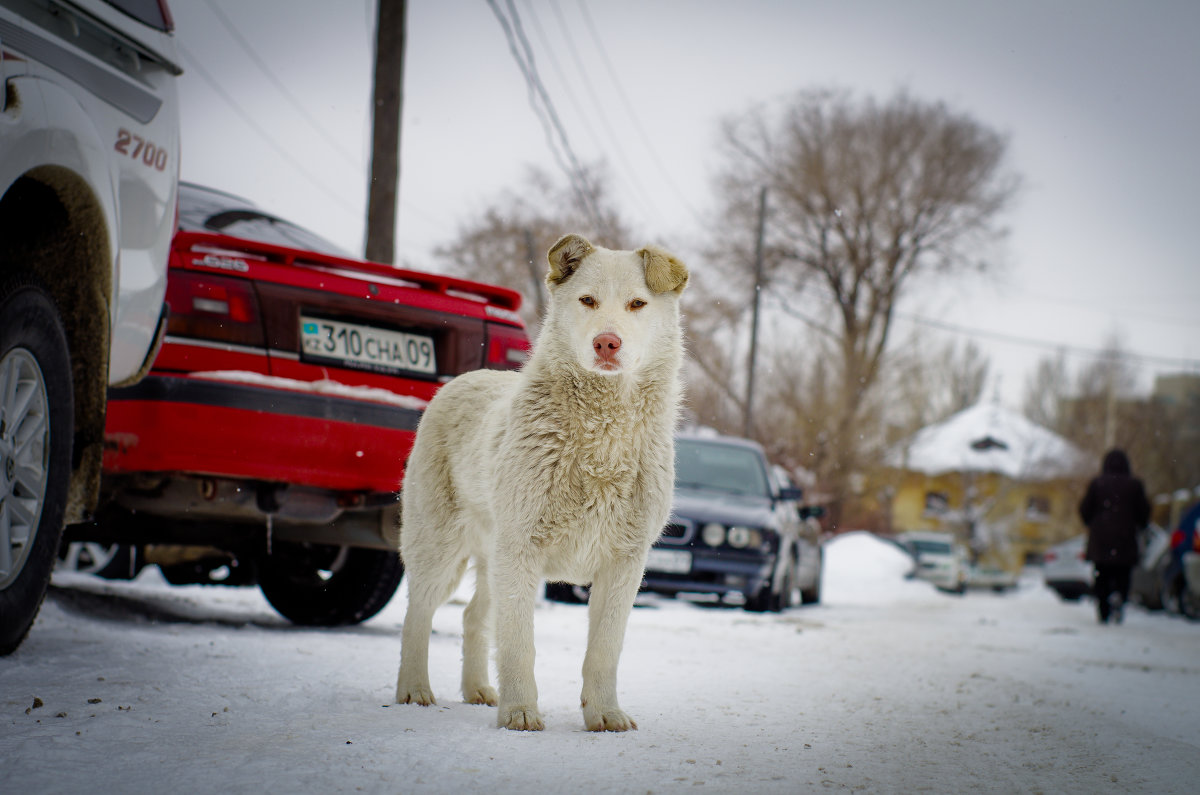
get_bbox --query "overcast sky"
[168,0,1200,408]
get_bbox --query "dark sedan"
[642,432,814,612]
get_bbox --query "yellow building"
[881,404,1090,570]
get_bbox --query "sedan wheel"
[1160,574,1183,615]
[57,542,143,580]
[1180,582,1200,621]
[258,539,404,626]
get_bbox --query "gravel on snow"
[2,531,1196,794]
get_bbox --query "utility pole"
[524,229,546,320]
[743,186,768,439]
[365,0,407,264]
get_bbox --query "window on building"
[1026,495,1051,521]
[923,491,950,516]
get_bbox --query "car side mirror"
[798,505,825,520]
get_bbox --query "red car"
[63,183,529,625]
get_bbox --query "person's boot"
[1109,592,1124,624]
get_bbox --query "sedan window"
[176,183,351,258]
[201,211,351,258]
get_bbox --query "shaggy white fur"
[394,233,688,731]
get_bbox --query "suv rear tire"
[0,282,74,655]
[258,540,403,626]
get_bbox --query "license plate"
[300,316,436,375]
[645,548,692,574]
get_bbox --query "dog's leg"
[461,559,498,706]
[492,545,544,730]
[580,558,644,731]
[395,555,469,706]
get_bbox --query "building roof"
[888,403,1090,480]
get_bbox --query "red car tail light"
[166,271,265,347]
[485,322,530,370]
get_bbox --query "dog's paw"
[498,705,545,731]
[583,704,638,732]
[395,682,437,706]
[463,684,498,706]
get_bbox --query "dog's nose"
[593,333,622,362]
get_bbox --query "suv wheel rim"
[0,348,50,589]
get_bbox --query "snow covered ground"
[3,532,1196,794]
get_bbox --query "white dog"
[394,233,688,731]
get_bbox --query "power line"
[489,0,581,204]
[538,0,664,225]
[988,275,1200,331]
[517,2,606,155]
[575,0,705,228]
[505,0,606,232]
[198,0,362,171]
[748,205,1200,372]
[178,42,361,220]
[770,280,1200,371]
[485,0,605,232]
[895,310,1200,370]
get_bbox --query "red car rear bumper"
[103,373,419,494]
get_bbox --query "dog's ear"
[546,234,594,286]
[639,245,689,295]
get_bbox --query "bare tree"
[1022,349,1070,430]
[943,340,990,414]
[433,164,634,330]
[1060,338,1157,478]
[711,88,1019,525]
[885,334,991,445]
[1022,338,1195,499]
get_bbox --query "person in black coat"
[1078,449,1151,624]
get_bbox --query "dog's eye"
[628,299,647,311]
[579,296,597,308]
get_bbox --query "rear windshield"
[675,438,770,498]
[911,540,952,555]
[177,183,350,258]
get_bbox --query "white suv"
[0,0,180,653]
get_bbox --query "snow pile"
[191,370,429,410]
[888,402,1089,479]
[821,531,935,605]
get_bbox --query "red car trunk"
[103,229,529,494]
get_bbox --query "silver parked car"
[1042,535,1091,601]
[899,531,968,594]
[1129,524,1172,611]
[771,465,823,604]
